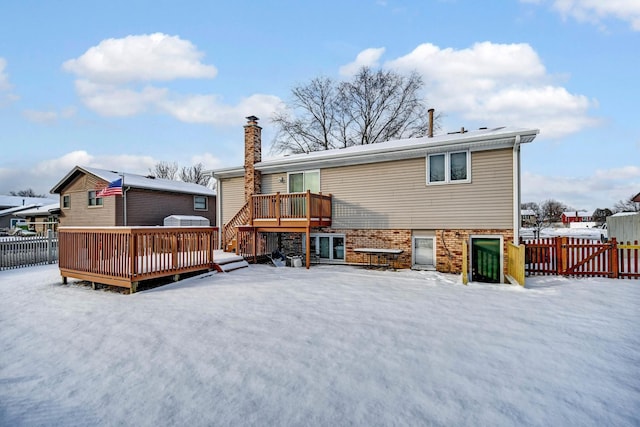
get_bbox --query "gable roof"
[562,211,592,218]
[12,203,60,217]
[0,204,41,217]
[213,126,539,178]
[0,195,58,208]
[50,166,216,196]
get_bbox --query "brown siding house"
[51,166,216,226]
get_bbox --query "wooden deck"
[223,191,332,268]
[58,226,219,292]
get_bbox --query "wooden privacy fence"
[58,226,219,292]
[507,242,526,286]
[0,231,58,270]
[522,237,639,279]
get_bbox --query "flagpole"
[121,173,127,226]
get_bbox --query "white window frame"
[306,233,346,262]
[194,195,208,211]
[426,150,471,185]
[287,170,320,193]
[62,195,70,209]
[87,190,103,207]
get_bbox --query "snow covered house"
[0,195,58,229]
[561,211,593,225]
[212,116,538,283]
[12,202,60,233]
[50,166,216,227]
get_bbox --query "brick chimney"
[244,115,262,201]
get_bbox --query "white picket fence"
[0,230,58,270]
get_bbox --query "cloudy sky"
[0,0,638,211]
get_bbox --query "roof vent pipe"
[428,108,434,138]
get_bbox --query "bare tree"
[150,161,178,180]
[9,188,47,197]
[592,208,613,224]
[613,194,640,212]
[541,199,567,223]
[180,163,211,186]
[271,76,338,154]
[271,67,438,154]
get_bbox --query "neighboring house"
[12,202,60,233]
[50,166,216,226]
[633,192,640,203]
[561,211,593,225]
[521,209,537,227]
[212,116,539,283]
[0,195,58,229]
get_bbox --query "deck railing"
[223,191,332,251]
[249,191,332,224]
[58,226,219,292]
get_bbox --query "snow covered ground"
[1,264,638,426]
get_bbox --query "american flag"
[97,178,123,197]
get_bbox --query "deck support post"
[305,226,311,269]
[131,281,138,294]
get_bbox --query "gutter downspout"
[512,135,521,244]
[215,175,222,250]
[120,173,128,226]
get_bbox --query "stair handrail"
[223,201,250,250]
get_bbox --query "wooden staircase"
[223,201,249,254]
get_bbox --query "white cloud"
[0,57,10,91]
[160,93,285,126]
[384,41,599,138]
[522,166,640,211]
[62,33,217,84]
[0,57,19,105]
[191,153,225,171]
[339,47,386,76]
[22,107,77,124]
[74,79,167,116]
[525,0,640,31]
[63,33,283,125]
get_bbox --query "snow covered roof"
[213,126,539,177]
[12,203,60,217]
[0,195,58,208]
[611,211,639,217]
[50,166,216,196]
[521,209,536,216]
[0,204,41,217]
[562,211,592,218]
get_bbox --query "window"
[62,195,70,209]
[194,196,208,211]
[427,151,470,184]
[308,233,345,262]
[87,191,103,207]
[288,170,320,193]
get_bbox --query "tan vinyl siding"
[320,149,513,230]
[261,173,287,195]
[220,176,245,226]
[58,174,116,226]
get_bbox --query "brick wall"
[316,227,513,275]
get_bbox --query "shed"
[163,215,210,227]
[607,212,640,244]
